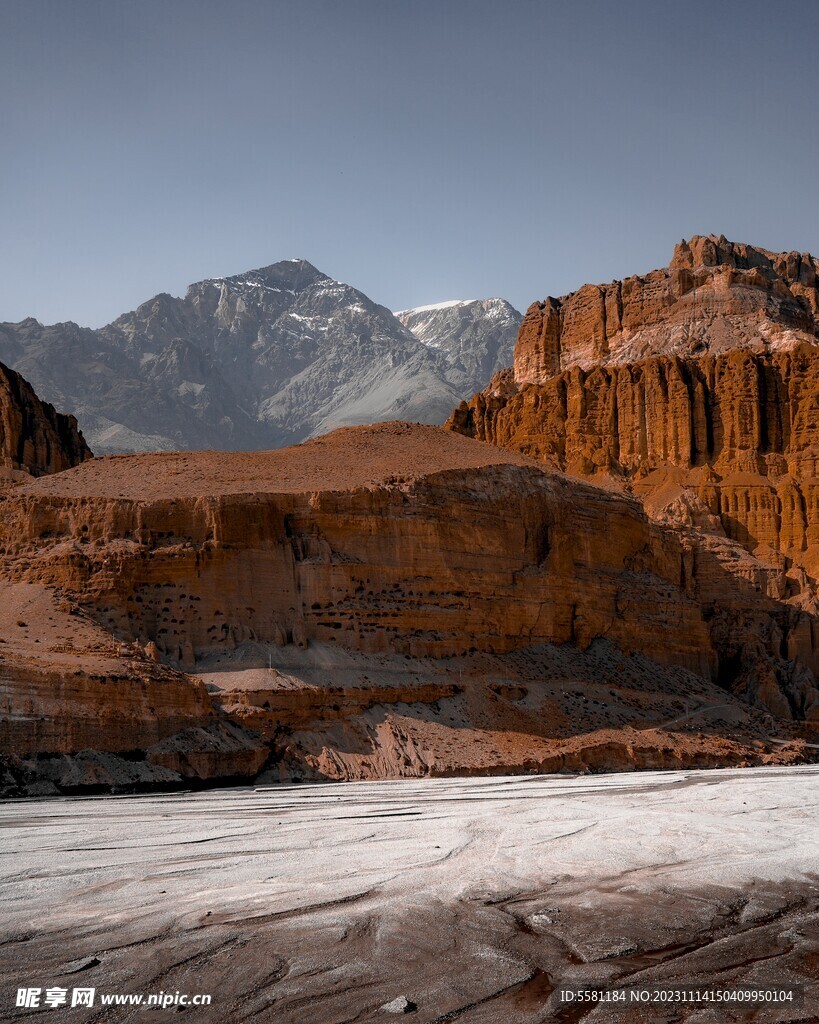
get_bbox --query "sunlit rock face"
[0,424,709,674]
[448,237,819,728]
[513,234,819,383]
[450,345,819,566]
[3,421,811,792]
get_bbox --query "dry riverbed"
[0,767,817,1022]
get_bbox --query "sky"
[1,0,818,327]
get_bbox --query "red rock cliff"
[0,360,92,477]
[450,346,819,568]
[0,425,711,676]
[513,235,819,383]
[0,423,811,789]
[449,237,819,729]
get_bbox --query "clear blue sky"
[2,0,818,327]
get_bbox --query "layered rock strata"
[449,346,819,568]
[4,234,819,791]
[513,234,819,382]
[3,422,807,791]
[0,425,710,676]
[449,236,819,729]
[0,582,268,793]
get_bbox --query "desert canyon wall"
[512,234,819,381]
[449,235,819,727]
[1,428,709,673]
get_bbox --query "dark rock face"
[0,261,518,454]
[0,360,91,477]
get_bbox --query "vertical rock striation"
[513,234,819,383]
[449,236,819,724]
[0,360,92,478]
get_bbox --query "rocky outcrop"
[0,360,91,478]
[449,236,819,729]
[513,235,819,383]
[449,345,819,568]
[0,425,711,676]
[0,422,812,790]
[0,653,214,755]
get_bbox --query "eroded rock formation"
[449,236,819,731]
[0,360,91,479]
[0,582,268,794]
[513,234,819,382]
[0,425,710,674]
[449,346,819,567]
[0,422,808,792]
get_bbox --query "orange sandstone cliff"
[449,235,819,735]
[0,420,813,793]
[512,234,819,382]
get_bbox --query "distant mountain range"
[0,261,520,453]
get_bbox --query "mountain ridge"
[0,259,520,454]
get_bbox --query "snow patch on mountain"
[394,299,476,316]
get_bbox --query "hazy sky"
[2,0,818,327]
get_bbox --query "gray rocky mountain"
[395,298,521,391]
[0,261,519,454]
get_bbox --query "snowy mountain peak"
[394,299,476,316]
[0,256,521,457]
[198,258,328,297]
[395,297,516,318]
[396,297,522,384]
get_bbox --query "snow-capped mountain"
[0,261,520,454]
[396,298,521,392]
